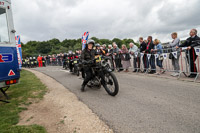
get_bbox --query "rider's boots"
[81,84,85,92]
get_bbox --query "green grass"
[0,70,47,133]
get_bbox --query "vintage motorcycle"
[63,58,70,70]
[80,55,119,96]
[72,56,81,76]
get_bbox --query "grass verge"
[0,70,47,133]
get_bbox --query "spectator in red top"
[144,36,156,74]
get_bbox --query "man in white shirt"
[129,43,139,72]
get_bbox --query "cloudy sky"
[12,0,200,43]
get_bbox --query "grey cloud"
[157,0,200,27]
[12,0,200,43]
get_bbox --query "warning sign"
[8,70,15,76]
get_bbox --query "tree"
[112,38,122,48]
[122,38,135,47]
[48,38,60,45]
[90,37,100,43]
[36,41,52,54]
[99,39,112,45]
[22,37,139,57]
[74,43,82,50]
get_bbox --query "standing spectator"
[139,37,147,72]
[102,44,108,54]
[106,45,114,70]
[152,39,164,75]
[60,53,64,65]
[177,29,200,78]
[57,54,62,66]
[52,55,56,66]
[146,36,156,74]
[50,55,53,65]
[168,32,181,77]
[46,55,50,66]
[129,43,139,72]
[113,42,123,72]
[121,44,131,72]
[107,45,113,55]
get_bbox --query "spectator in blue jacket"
[152,39,164,75]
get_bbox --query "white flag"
[172,51,177,59]
[135,52,138,57]
[147,54,151,60]
[182,47,187,51]
[155,54,159,59]
[140,53,144,58]
[195,48,200,55]
[162,53,168,59]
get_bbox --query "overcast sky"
[12,0,200,43]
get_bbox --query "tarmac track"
[33,66,200,133]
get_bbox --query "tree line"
[21,37,139,58]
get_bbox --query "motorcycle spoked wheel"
[103,72,119,96]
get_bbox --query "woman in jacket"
[121,44,131,72]
[168,32,180,77]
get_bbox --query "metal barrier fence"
[109,47,200,82]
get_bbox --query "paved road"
[33,66,200,133]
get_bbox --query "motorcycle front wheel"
[103,72,119,96]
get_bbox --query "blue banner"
[15,35,22,69]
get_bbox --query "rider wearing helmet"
[80,40,96,91]
[63,53,68,68]
[68,50,75,72]
[95,43,106,56]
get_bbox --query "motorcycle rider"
[26,57,30,68]
[63,53,68,68]
[57,54,62,66]
[30,57,34,68]
[81,40,109,92]
[75,50,80,57]
[42,56,46,67]
[68,51,75,72]
[46,55,50,66]
[95,43,106,56]
[22,58,25,67]
[33,57,37,67]
[81,40,96,91]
